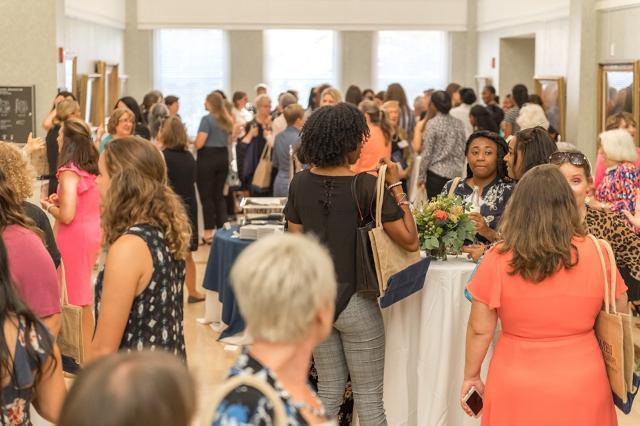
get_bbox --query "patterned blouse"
[212,350,310,425]
[595,162,640,229]
[419,113,466,181]
[441,177,514,243]
[1,319,50,426]
[95,224,187,360]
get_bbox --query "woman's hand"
[24,132,45,155]
[380,158,401,186]
[95,124,105,143]
[622,190,640,228]
[462,244,485,263]
[469,213,491,239]
[460,377,484,417]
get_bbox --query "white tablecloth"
[383,256,491,426]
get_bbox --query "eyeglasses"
[548,151,591,170]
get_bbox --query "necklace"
[290,386,328,419]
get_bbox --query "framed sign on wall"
[0,85,35,143]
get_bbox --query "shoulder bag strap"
[59,261,69,306]
[375,165,387,228]
[588,235,616,314]
[351,173,365,222]
[211,375,288,426]
[448,177,461,197]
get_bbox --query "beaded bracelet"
[387,181,403,190]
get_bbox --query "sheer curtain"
[375,31,448,102]
[264,30,338,108]
[154,29,228,136]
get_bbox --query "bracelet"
[398,201,410,207]
[46,204,55,214]
[394,192,408,203]
[388,182,403,190]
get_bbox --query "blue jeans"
[313,293,387,425]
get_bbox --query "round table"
[382,256,491,426]
[201,226,252,340]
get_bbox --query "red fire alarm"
[58,47,64,64]
[491,57,496,69]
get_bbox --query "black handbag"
[352,174,380,298]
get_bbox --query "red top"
[351,125,391,174]
[2,225,61,317]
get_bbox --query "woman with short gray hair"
[212,233,338,424]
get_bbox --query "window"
[264,30,338,108]
[375,31,448,103]
[154,29,228,136]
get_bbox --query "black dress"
[164,149,198,251]
[94,224,187,360]
[45,124,60,195]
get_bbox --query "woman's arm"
[412,118,426,154]
[89,235,151,361]
[287,222,304,234]
[42,171,79,225]
[194,131,208,150]
[33,343,65,423]
[381,159,419,251]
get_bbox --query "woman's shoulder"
[57,163,95,179]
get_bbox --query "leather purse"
[251,144,273,189]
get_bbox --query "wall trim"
[137,22,467,31]
[596,0,640,11]
[66,4,125,30]
[477,5,569,32]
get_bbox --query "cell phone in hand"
[463,387,483,417]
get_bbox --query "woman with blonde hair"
[240,94,273,196]
[160,117,204,302]
[320,87,342,106]
[352,100,393,173]
[195,91,233,243]
[462,164,626,425]
[594,128,640,229]
[97,108,135,153]
[90,136,190,361]
[41,118,101,351]
[45,98,81,195]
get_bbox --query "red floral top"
[596,162,640,228]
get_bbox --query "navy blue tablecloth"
[202,226,252,339]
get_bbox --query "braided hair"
[298,103,370,167]
[465,130,509,180]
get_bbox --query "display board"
[0,86,35,143]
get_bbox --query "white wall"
[137,0,467,30]
[64,17,126,75]
[597,2,640,61]
[65,0,125,29]
[477,0,569,31]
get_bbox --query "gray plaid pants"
[313,293,387,425]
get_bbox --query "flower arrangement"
[413,194,477,260]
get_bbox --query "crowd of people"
[0,75,638,426]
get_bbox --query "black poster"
[0,85,35,143]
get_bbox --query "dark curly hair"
[297,103,370,167]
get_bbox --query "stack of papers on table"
[238,224,284,240]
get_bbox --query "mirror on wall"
[598,61,640,144]
[534,76,565,140]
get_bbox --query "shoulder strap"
[448,177,461,197]
[375,165,387,228]
[211,374,288,426]
[587,235,617,314]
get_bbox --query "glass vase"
[430,241,448,261]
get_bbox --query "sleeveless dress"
[94,224,187,360]
[1,319,51,426]
[467,238,626,426]
[55,164,101,306]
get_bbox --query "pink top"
[351,125,391,174]
[2,225,61,317]
[593,148,640,188]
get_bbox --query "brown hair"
[160,117,189,151]
[205,92,233,133]
[59,119,99,175]
[107,108,136,135]
[101,137,191,259]
[283,104,304,126]
[359,100,393,145]
[498,164,585,282]
[0,142,35,201]
[384,83,409,109]
[53,99,80,126]
[605,111,637,130]
[0,167,41,238]
[58,351,196,426]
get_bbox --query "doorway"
[499,35,536,100]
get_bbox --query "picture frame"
[534,76,566,140]
[78,73,100,125]
[598,61,640,145]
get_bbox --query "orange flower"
[434,210,448,221]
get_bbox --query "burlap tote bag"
[251,144,273,189]
[368,164,422,296]
[211,374,287,425]
[57,263,84,365]
[590,235,635,408]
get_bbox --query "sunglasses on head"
[548,151,590,168]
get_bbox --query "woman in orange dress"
[351,100,392,174]
[462,164,628,426]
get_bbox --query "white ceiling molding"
[596,0,640,11]
[476,4,570,32]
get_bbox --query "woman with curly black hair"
[285,103,418,424]
[441,131,513,245]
